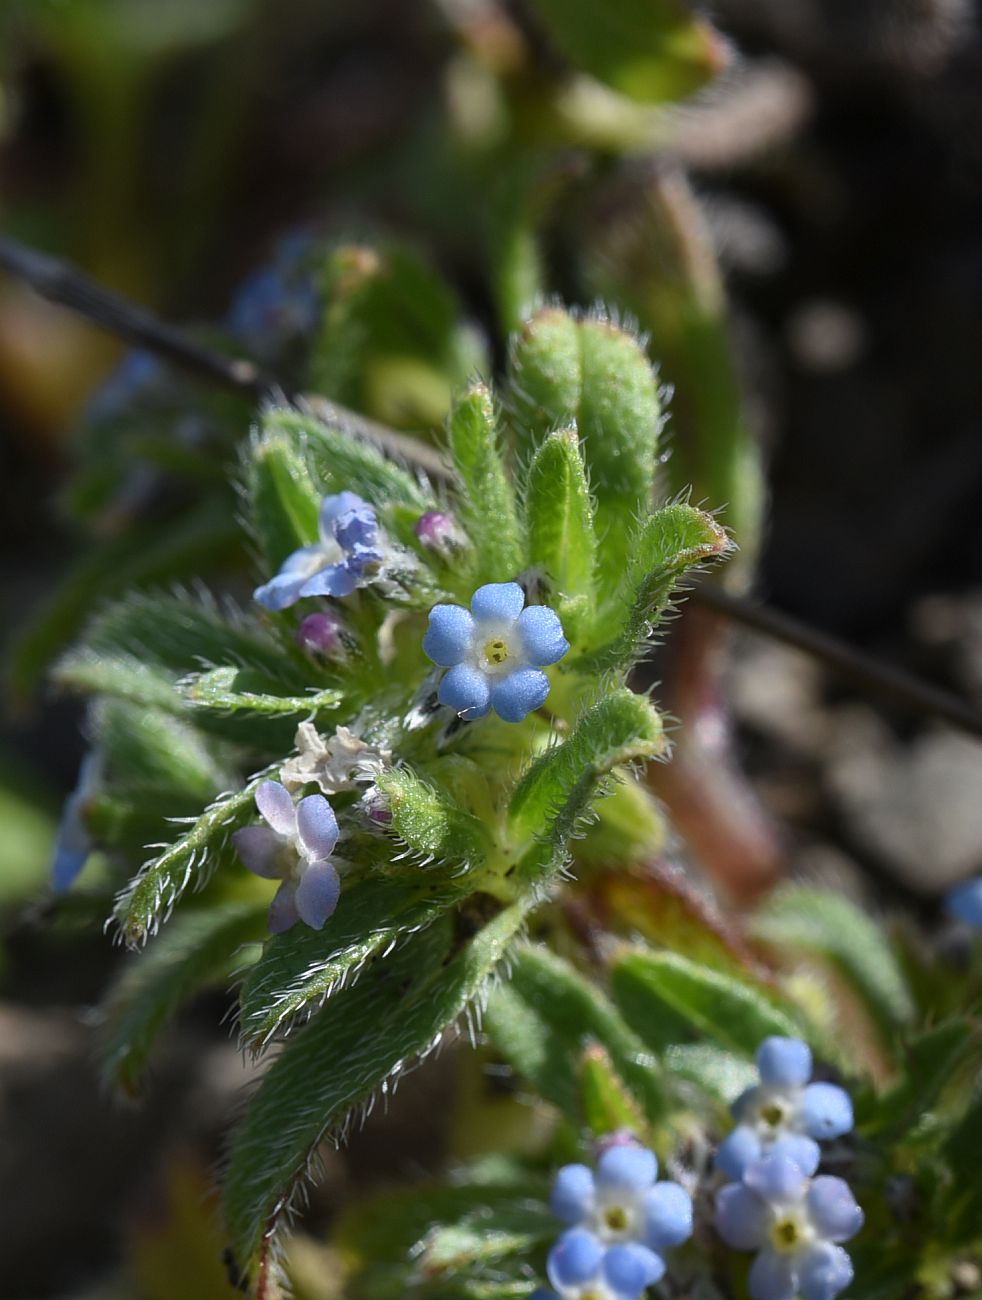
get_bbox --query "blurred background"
[2,0,982,1295]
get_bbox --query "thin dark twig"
[693,582,982,742]
[2,229,980,741]
[0,232,274,399]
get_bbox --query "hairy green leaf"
[446,383,524,584]
[525,430,596,632]
[264,407,432,511]
[611,948,802,1058]
[579,1043,648,1136]
[577,503,729,672]
[750,886,915,1044]
[247,431,321,570]
[100,901,267,1096]
[484,944,668,1122]
[377,765,491,866]
[180,666,342,721]
[223,899,527,1279]
[238,873,473,1049]
[508,689,663,846]
[113,767,275,947]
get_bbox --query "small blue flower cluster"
[715,1037,861,1300]
[534,1144,693,1300]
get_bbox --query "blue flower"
[226,233,320,359]
[51,752,101,892]
[946,875,982,927]
[254,491,382,611]
[233,780,341,932]
[535,1227,663,1300]
[715,1037,854,1181]
[548,1145,691,1285]
[423,582,569,722]
[716,1153,863,1300]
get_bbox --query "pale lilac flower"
[233,780,340,933]
[254,492,381,611]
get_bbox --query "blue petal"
[51,755,98,893]
[256,781,297,836]
[334,502,378,551]
[254,570,314,611]
[51,842,90,894]
[470,581,524,623]
[715,1183,768,1251]
[797,1242,854,1300]
[756,1037,812,1088]
[716,1125,762,1180]
[529,1292,559,1300]
[295,794,339,860]
[744,1155,808,1208]
[641,1180,692,1249]
[603,1243,664,1296]
[234,825,285,879]
[423,604,475,666]
[300,562,360,599]
[319,491,369,536]
[550,1164,595,1225]
[490,668,550,722]
[546,1228,603,1290]
[438,664,491,719]
[596,1145,657,1194]
[799,1084,853,1140]
[805,1177,864,1243]
[769,1134,820,1178]
[295,860,341,929]
[748,1248,797,1300]
[517,605,569,666]
[947,875,982,927]
[268,880,300,933]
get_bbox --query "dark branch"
[693,583,982,742]
[2,229,979,741]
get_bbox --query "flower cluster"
[254,491,381,610]
[715,1037,854,1180]
[715,1151,863,1300]
[535,1145,693,1299]
[424,581,569,722]
[233,780,340,933]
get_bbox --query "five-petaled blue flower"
[533,1227,664,1300]
[946,874,982,927]
[423,582,569,722]
[233,780,341,933]
[716,1151,863,1300]
[715,1037,854,1181]
[254,491,382,611]
[546,1146,692,1292]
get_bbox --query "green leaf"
[576,503,729,672]
[524,0,725,103]
[94,700,230,802]
[264,407,433,511]
[337,1171,553,1300]
[113,767,276,948]
[377,765,491,867]
[237,873,473,1049]
[507,309,661,580]
[942,1089,982,1245]
[750,886,915,1044]
[663,1043,757,1105]
[525,429,596,634]
[100,901,267,1097]
[247,430,321,571]
[8,496,240,702]
[579,1043,648,1136]
[611,948,803,1058]
[861,1020,977,1138]
[223,898,528,1280]
[446,383,524,584]
[179,666,342,722]
[508,689,663,846]
[484,944,668,1123]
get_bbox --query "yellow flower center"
[770,1216,805,1253]
[603,1205,629,1233]
[483,637,510,666]
[760,1101,787,1129]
